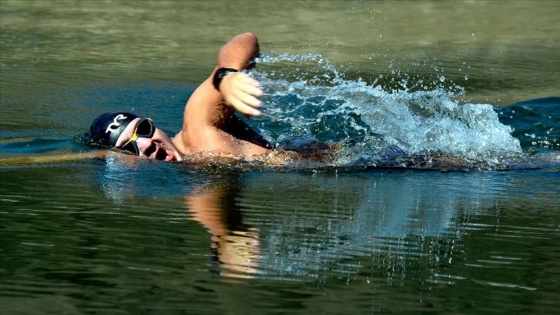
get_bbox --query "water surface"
[1,1,559,314]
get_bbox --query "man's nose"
[135,137,156,156]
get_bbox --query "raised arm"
[173,33,272,157]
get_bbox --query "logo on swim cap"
[87,112,139,147]
[105,114,129,134]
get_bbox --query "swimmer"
[86,32,310,164]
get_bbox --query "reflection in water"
[98,156,261,279]
[185,174,261,279]
[92,152,558,288]
[96,159,541,283]
[2,153,558,313]
[240,172,491,281]
[179,168,556,288]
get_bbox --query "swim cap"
[87,112,139,147]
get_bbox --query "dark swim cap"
[87,112,139,147]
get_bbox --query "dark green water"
[1,1,559,314]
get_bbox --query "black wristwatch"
[212,67,238,91]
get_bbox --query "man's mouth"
[164,149,177,162]
[152,145,177,162]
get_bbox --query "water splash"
[251,53,523,169]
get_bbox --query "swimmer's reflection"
[184,174,260,279]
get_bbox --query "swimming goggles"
[120,118,156,155]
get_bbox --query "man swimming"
[86,33,512,170]
[87,33,304,164]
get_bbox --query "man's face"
[115,118,182,162]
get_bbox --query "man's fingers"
[221,72,264,116]
[234,76,263,97]
[231,99,261,116]
[237,72,261,87]
[230,82,263,107]
[236,92,262,108]
[242,84,263,97]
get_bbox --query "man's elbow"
[244,32,260,57]
[239,32,257,41]
[234,32,258,47]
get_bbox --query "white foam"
[252,53,523,167]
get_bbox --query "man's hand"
[220,72,263,117]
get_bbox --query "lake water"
[1,1,559,314]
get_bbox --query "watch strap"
[212,67,239,91]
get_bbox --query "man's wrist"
[213,67,238,91]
